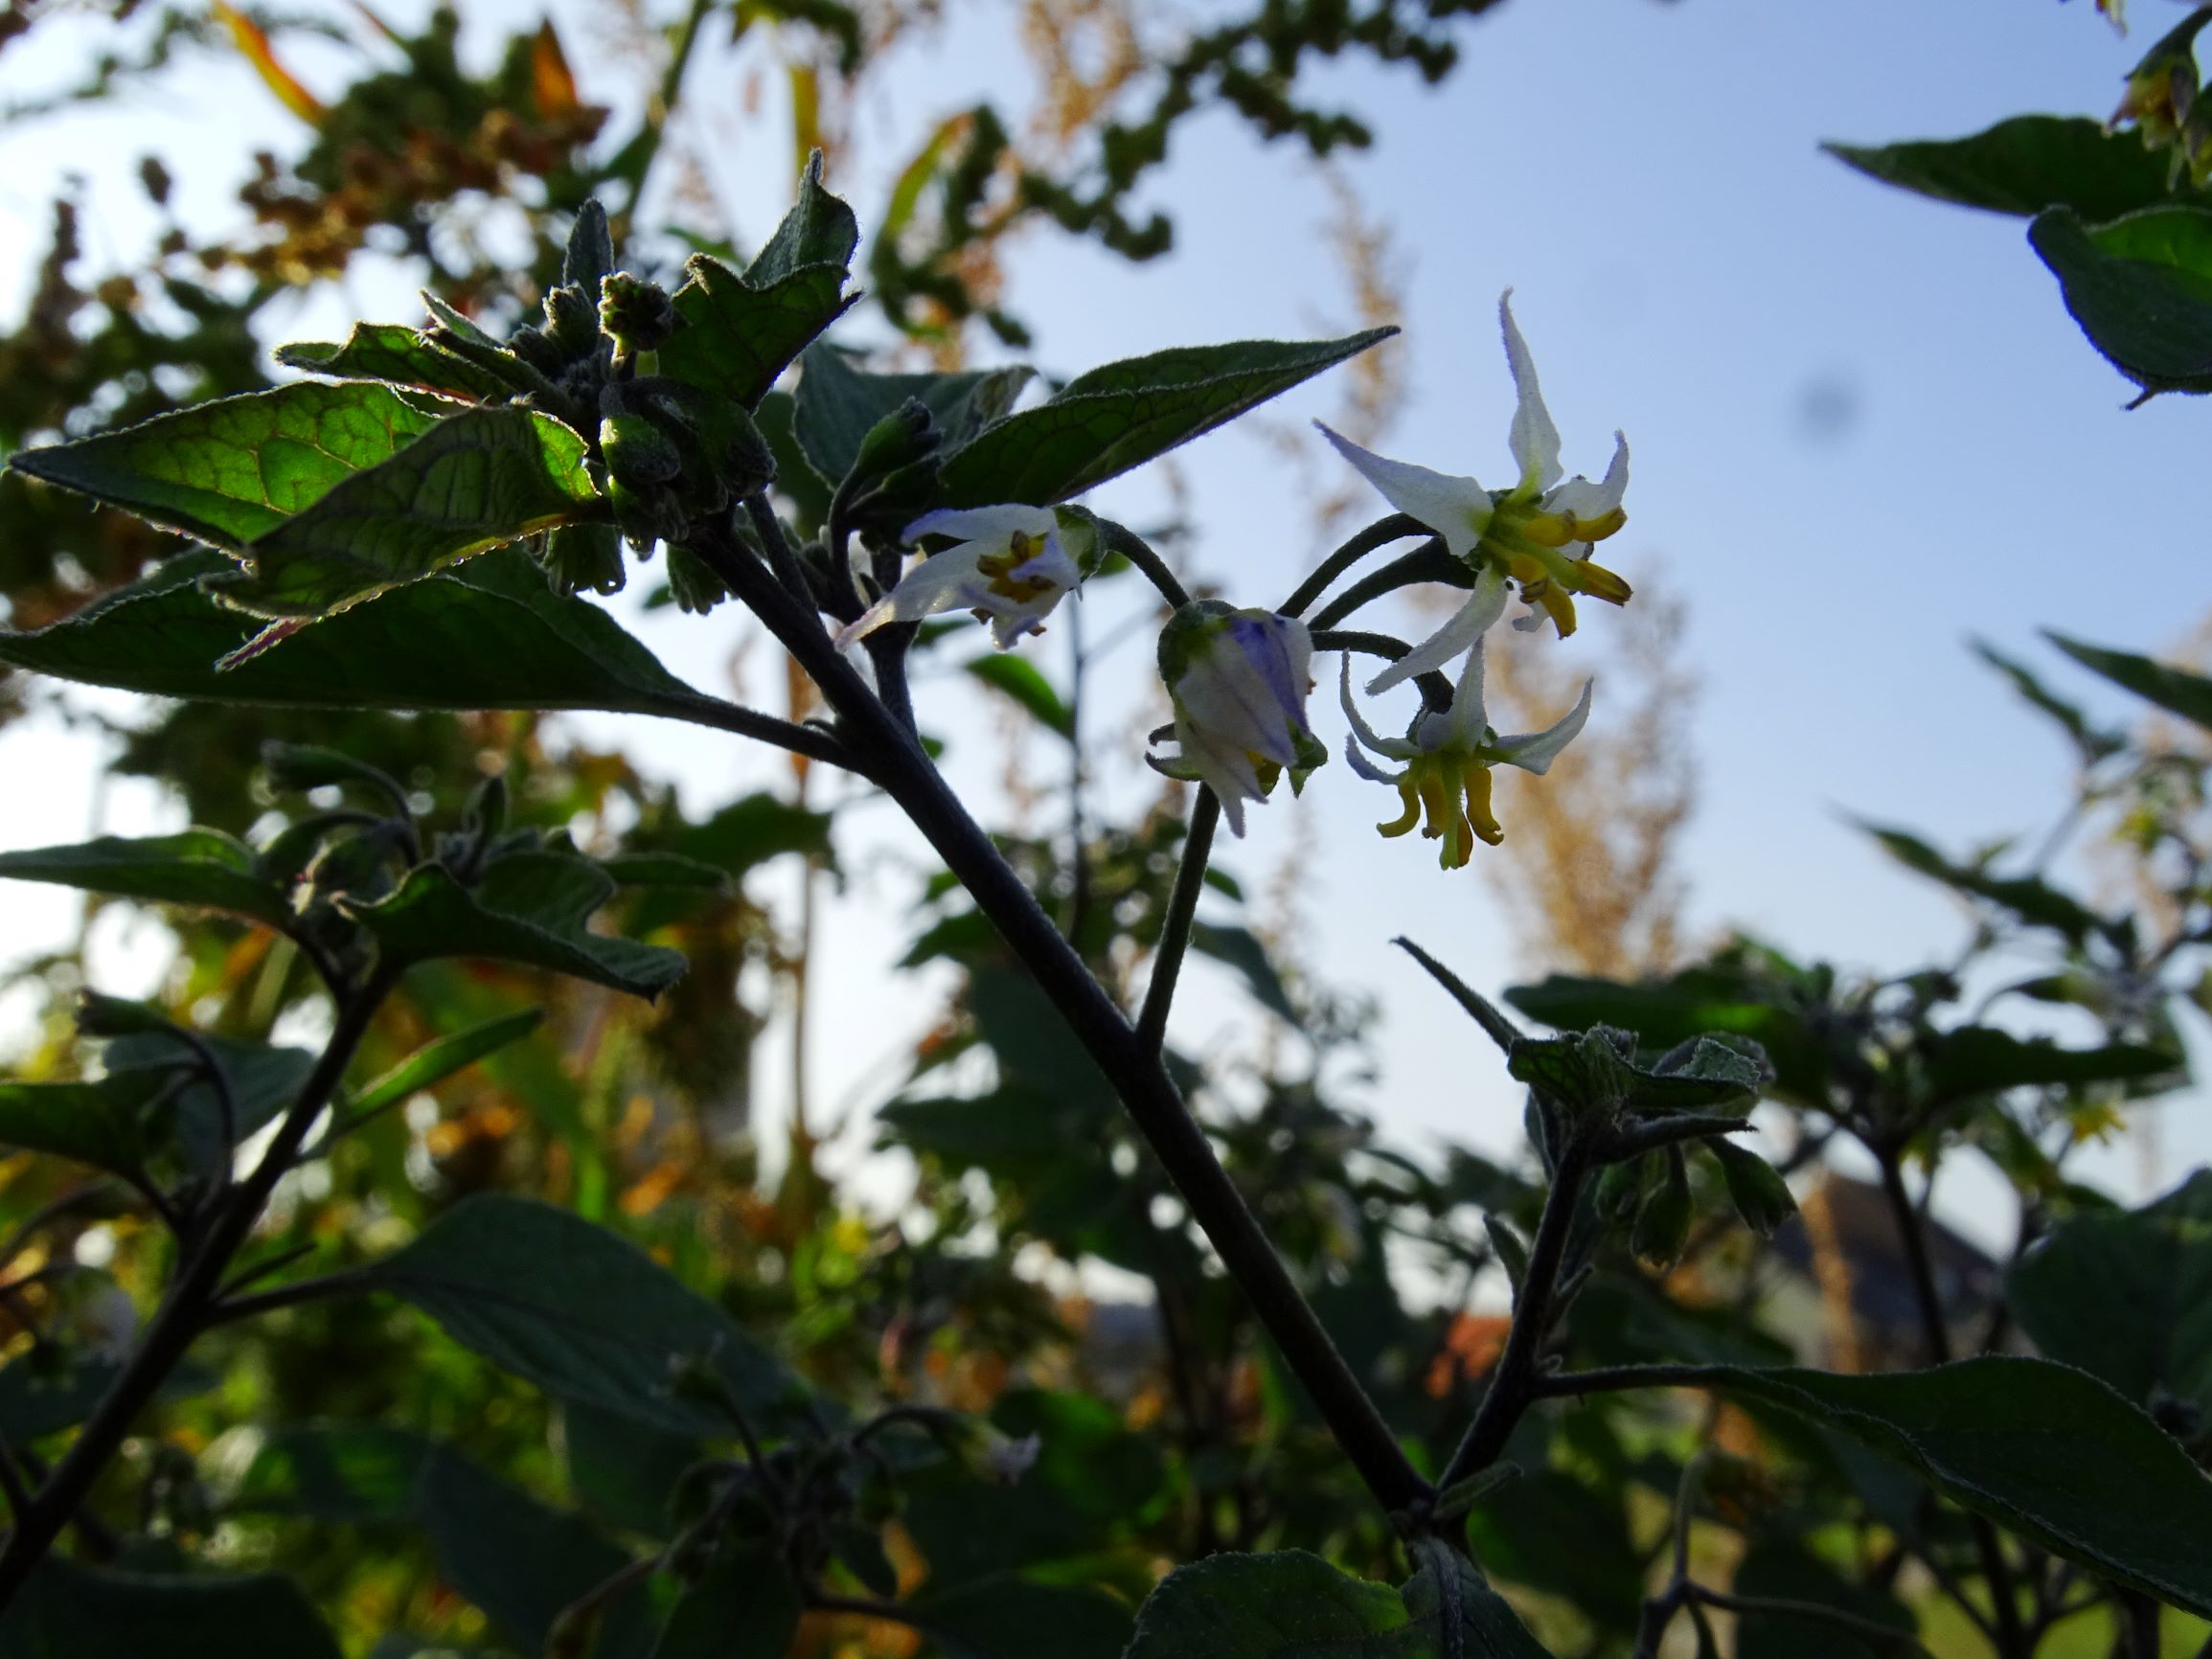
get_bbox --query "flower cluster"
[841,294,1627,867]
[1320,291,1623,866]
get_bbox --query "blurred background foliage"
[0,2,2207,1656]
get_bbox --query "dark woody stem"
[0,972,394,1606]
[1436,1129,1595,1492]
[1283,513,1428,619]
[692,508,1431,1522]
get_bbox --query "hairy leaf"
[7,382,444,548]
[234,1423,437,1524]
[0,1073,167,1176]
[936,330,1394,507]
[649,1550,798,1659]
[349,1008,547,1117]
[348,849,687,1000]
[1636,1358,2212,1616]
[660,159,857,412]
[209,406,600,619]
[0,1557,342,1659]
[2030,204,2212,395]
[363,1194,799,1436]
[2009,1170,2212,1419]
[1125,1549,1550,1658]
[1859,820,2109,943]
[964,651,1074,739]
[277,326,509,401]
[417,1448,650,1656]
[2048,630,2212,730]
[1921,1026,2178,1104]
[796,344,1030,483]
[0,828,285,927]
[0,548,742,724]
[1825,116,2198,222]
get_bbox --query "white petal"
[1314,424,1489,562]
[1543,431,1630,520]
[1342,730,1407,786]
[901,504,1057,545]
[1500,291,1562,492]
[1494,678,1593,775]
[1338,652,1392,753]
[1364,564,1510,695]
[1444,636,1490,751]
[832,547,986,649]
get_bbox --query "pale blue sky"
[0,0,2203,1241]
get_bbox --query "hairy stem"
[0,974,391,1606]
[1282,513,1427,619]
[1137,788,1220,1052]
[1098,518,1191,609]
[1437,1131,1594,1490]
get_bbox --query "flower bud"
[1150,602,1323,837]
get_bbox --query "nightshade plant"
[0,147,2210,1659]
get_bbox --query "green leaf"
[1189,920,1302,1027]
[2009,1170,2212,1420]
[1859,821,2109,944]
[964,652,1074,739]
[362,1193,800,1437]
[936,330,1394,507]
[795,344,1030,483]
[1732,1538,1920,1659]
[208,406,601,620]
[276,325,509,401]
[1824,116,2200,221]
[349,1008,546,1117]
[1466,1468,1642,1634]
[233,1423,436,1524]
[1971,638,2122,760]
[1920,1025,2179,1105]
[0,1352,214,1445]
[0,548,743,724]
[2048,630,2212,730]
[748,151,862,287]
[103,1030,316,1174]
[0,1073,165,1176]
[1653,1357,2212,1617]
[7,382,445,548]
[416,1448,650,1657]
[660,159,857,413]
[0,829,288,928]
[1507,961,1829,1108]
[2029,204,2212,395]
[649,1549,798,1659]
[1124,1549,1551,1659]
[348,849,687,1000]
[0,1557,342,1659]
[564,1399,701,1538]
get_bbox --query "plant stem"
[0,974,390,1607]
[1098,519,1190,609]
[1437,1131,1594,1490]
[1874,1143,2028,1659]
[666,691,866,775]
[1137,788,1220,1052]
[1282,513,1426,619]
[691,514,1430,1521]
[1309,538,1458,631]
